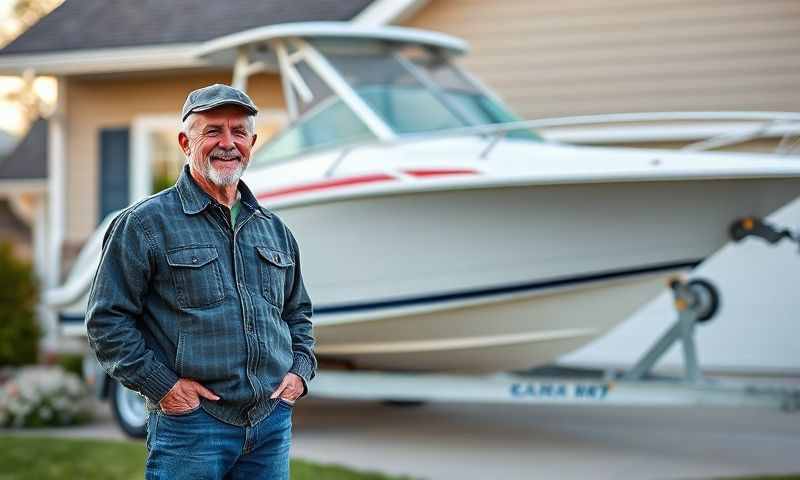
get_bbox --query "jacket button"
[274,254,279,262]
[192,257,198,264]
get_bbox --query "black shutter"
[99,128,130,222]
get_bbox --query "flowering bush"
[0,366,93,428]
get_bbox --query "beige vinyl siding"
[65,71,284,243]
[405,0,800,120]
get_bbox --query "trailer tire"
[109,379,148,439]
[687,278,720,323]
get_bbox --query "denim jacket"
[86,164,316,427]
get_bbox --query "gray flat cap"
[181,83,258,121]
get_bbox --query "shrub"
[0,241,40,366]
[56,352,85,380]
[0,366,93,428]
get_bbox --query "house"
[0,0,797,352]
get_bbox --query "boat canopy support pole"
[622,278,719,383]
[231,47,269,93]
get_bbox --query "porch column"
[43,76,67,353]
[34,194,58,352]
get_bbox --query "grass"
[0,435,408,480]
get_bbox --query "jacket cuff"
[289,352,315,397]
[138,365,180,404]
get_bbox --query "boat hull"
[271,176,800,371]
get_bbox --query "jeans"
[145,400,293,479]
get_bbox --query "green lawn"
[0,435,408,480]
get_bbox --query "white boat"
[50,22,800,373]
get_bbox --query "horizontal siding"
[406,0,800,119]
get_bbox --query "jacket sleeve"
[85,209,179,404]
[283,226,317,396]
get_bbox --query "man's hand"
[159,378,220,414]
[270,373,304,403]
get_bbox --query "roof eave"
[0,179,47,195]
[0,43,209,75]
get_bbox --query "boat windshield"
[252,41,540,166]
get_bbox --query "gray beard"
[205,159,245,186]
[188,154,247,187]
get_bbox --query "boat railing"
[325,111,800,177]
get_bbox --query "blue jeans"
[145,400,293,479]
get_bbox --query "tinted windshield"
[252,41,540,167]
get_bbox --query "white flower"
[0,366,92,428]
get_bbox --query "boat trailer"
[311,222,800,412]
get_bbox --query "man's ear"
[178,131,190,156]
[251,133,258,148]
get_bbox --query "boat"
[49,22,800,373]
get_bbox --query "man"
[86,84,316,479]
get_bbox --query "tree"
[1,0,63,47]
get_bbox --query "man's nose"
[218,130,235,149]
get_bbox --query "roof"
[0,0,376,55]
[198,22,468,63]
[0,118,47,181]
[0,129,16,157]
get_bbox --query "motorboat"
[49,22,800,373]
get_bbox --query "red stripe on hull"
[402,168,478,177]
[256,173,395,201]
[256,168,479,202]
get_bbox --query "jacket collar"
[175,164,270,218]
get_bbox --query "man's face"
[179,105,257,187]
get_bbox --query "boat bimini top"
[196,22,534,166]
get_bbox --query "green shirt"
[230,199,241,226]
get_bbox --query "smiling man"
[86,84,316,480]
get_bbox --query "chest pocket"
[166,245,225,309]
[256,246,294,308]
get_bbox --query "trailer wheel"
[686,278,720,323]
[109,380,147,438]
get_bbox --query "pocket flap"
[256,247,294,268]
[166,246,219,268]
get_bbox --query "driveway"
[5,398,799,479]
[291,399,800,480]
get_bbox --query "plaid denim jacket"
[86,164,316,427]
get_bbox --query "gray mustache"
[209,149,241,160]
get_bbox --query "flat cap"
[181,83,258,121]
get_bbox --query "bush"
[56,352,85,380]
[0,366,93,428]
[0,241,40,366]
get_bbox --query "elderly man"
[86,84,316,479]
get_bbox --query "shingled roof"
[0,119,47,181]
[1,0,375,55]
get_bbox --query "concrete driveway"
[290,399,800,480]
[5,398,800,479]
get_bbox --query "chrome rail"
[322,111,800,177]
